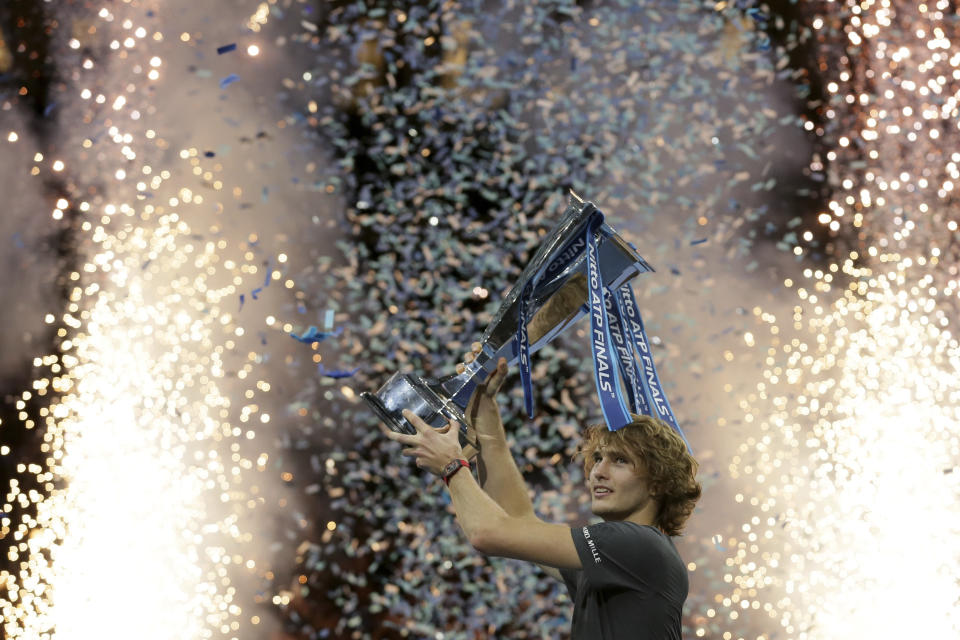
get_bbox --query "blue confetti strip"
[317,364,359,379]
[290,325,343,344]
[217,43,238,55]
[219,74,240,89]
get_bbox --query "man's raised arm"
[383,408,581,574]
[458,351,564,580]
[460,352,534,516]
[458,274,588,518]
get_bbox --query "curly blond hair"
[576,414,701,536]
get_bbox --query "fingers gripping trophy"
[361,192,692,459]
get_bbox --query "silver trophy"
[360,193,652,459]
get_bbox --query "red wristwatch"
[441,458,470,486]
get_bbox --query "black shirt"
[559,521,687,640]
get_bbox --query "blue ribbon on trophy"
[583,212,633,431]
[607,285,648,417]
[361,192,692,456]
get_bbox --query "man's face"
[587,445,656,522]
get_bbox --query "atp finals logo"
[588,240,613,395]
[619,286,669,417]
[604,291,639,397]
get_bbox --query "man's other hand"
[457,344,508,444]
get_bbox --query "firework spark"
[722,2,960,638]
[1,5,285,639]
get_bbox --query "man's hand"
[378,409,465,476]
[456,344,508,444]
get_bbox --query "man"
[379,350,701,639]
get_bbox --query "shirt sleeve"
[569,521,666,593]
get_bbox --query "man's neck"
[624,501,659,528]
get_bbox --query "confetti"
[317,364,360,379]
[290,325,343,344]
[218,74,240,89]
